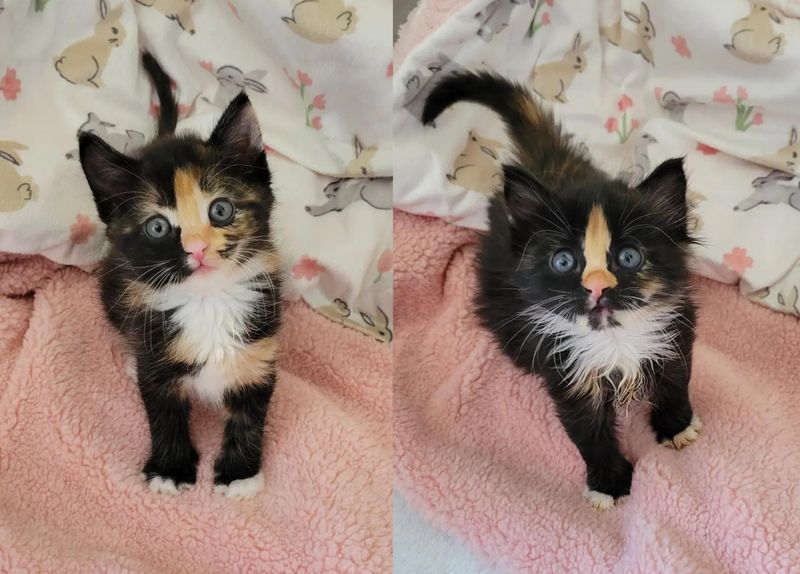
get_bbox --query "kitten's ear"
[208,92,264,163]
[636,157,688,231]
[79,133,140,224]
[502,164,550,224]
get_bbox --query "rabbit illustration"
[403,53,467,122]
[65,113,146,160]
[135,0,196,34]
[317,299,393,342]
[725,1,785,64]
[282,0,358,44]
[619,133,657,184]
[600,2,655,66]
[475,0,526,42]
[305,178,391,216]
[658,91,704,124]
[686,188,707,234]
[54,0,125,88]
[203,65,267,109]
[345,137,378,176]
[0,141,38,213]
[734,170,800,212]
[776,286,800,315]
[753,126,800,173]
[529,32,590,103]
[447,130,504,195]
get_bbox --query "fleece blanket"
[0,0,392,339]
[0,254,391,573]
[393,210,800,573]
[393,0,800,318]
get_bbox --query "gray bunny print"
[305,178,391,216]
[65,113,145,160]
[402,53,467,122]
[204,65,267,109]
[659,91,702,124]
[734,170,800,212]
[620,133,657,184]
[475,0,526,42]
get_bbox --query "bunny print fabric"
[394,0,800,317]
[0,0,392,339]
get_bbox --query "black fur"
[424,72,699,504]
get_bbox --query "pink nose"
[582,275,612,302]
[184,239,208,262]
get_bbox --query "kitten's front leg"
[138,362,198,494]
[651,359,701,450]
[549,386,633,510]
[214,371,276,500]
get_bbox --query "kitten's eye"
[550,249,576,273]
[209,198,235,225]
[616,246,644,270]
[144,216,171,240]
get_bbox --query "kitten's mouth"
[586,304,619,330]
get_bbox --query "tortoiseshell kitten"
[79,54,280,500]
[423,72,701,510]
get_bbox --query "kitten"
[79,53,281,500]
[422,72,701,510]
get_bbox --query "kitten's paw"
[661,415,702,450]
[143,474,193,495]
[583,489,619,511]
[214,472,264,500]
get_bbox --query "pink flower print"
[1,68,21,101]
[199,60,214,73]
[227,1,240,20]
[386,62,393,77]
[696,143,719,155]
[605,117,619,133]
[297,71,312,87]
[544,0,554,5]
[312,94,326,110]
[310,116,322,130]
[70,214,97,245]
[542,13,551,25]
[753,112,764,126]
[526,0,553,38]
[149,101,160,119]
[292,256,325,280]
[377,250,393,273]
[723,247,753,276]
[713,87,734,104]
[737,86,748,101]
[617,94,633,112]
[671,35,691,58]
[631,119,640,130]
[654,87,664,101]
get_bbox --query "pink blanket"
[0,255,391,573]
[394,211,800,573]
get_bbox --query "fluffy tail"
[142,52,178,136]
[421,71,594,187]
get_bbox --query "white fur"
[147,475,185,495]
[661,415,702,450]
[583,489,617,511]
[214,472,264,500]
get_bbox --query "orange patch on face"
[581,205,618,289]
[173,168,226,254]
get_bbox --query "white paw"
[144,474,192,495]
[661,415,703,450]
[583,489,617,511]
[214,472,264,500]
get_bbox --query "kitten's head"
[487,158,693,331]
[79,93,276,286]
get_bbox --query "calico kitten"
[79,53,280,500]
[423,72,701,510]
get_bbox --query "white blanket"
[394,0,800,317]
[0,0,392,339]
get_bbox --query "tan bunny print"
[317,299,393,343]
[54,0,126,88]
[345,137,377,176]
[529,32,590,103]
[282,0,358,44]
[135,0,196,34]
[447,130,504,195]
[725,1,785,64]
[600,3,655,66]
[0,141,39,213]
[753,126,800,173]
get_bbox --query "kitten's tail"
[421,71,590,181]
[142,52,178,136]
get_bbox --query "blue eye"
[616,246,644,269]
[550,249,576,273]
[144,216,171,240]
[209,198,235,225]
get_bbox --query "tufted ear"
[636,157,689,235]
[502,164,551,225]
[207,92,264,162]
[79,133,140,224]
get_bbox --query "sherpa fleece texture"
[0,254,391,573]
[394,211,800,574]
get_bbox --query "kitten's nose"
[183,238,208,262]
[582,273,613,304]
